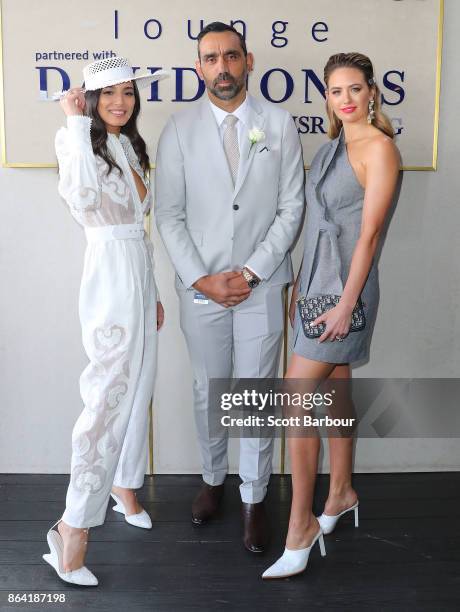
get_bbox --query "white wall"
[1,0,459,474]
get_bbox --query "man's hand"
[227,273,251,292]
[194,272,251,307]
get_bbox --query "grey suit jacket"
[154,94,304,290]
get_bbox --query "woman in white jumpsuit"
[43,58,169,586]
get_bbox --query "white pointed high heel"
[317,501,359,535]
[42,520,98,586]
[262,529,326,580]
[111,492,152,529]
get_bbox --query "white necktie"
[223,114,239,185]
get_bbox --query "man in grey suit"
[155,22,304,553]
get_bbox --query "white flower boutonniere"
[248,127,265,157]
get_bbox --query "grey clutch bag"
[297,294,366,339]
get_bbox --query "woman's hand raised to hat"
[60,88,86,116]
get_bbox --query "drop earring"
[367,99,375,124]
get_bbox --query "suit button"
[233,204,239,210]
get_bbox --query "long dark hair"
[324,52,394,140]
[84,80,150,176]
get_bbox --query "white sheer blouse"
[55,116,160,299]
[55,116,151,227]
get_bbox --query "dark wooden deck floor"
[0,473,459,611]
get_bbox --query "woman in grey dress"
[263,53,400,579]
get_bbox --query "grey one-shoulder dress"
[293,130,379,364]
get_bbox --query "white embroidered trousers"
[62,225,157,528]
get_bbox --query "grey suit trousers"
[177,283,284,504]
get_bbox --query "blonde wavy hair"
[324,52,394,140]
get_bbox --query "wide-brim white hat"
[83,56,169,91]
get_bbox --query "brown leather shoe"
[191,483,224,525]
[242,501,267,553]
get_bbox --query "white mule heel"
[317,501,359,535]
[111,492,152,529]
[42,520,98,586]
[262,529,326,580]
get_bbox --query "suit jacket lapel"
[233,96,266,199]
[198,99,234,190]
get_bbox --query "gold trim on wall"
[432,0,444,170]
[0,1,5,168]
[0,0,63,168]
[0,0,445,170]
[144,213,155,476]
[280,285,290,475]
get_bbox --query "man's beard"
[208,71,245,101]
